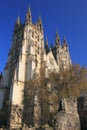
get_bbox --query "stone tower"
[0,7,71,129]
[53,33,71,70]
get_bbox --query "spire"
[45,37,49,53]
[14,16,21,31]
[37,16,43,31]
[55,32,60,47]
[25,6,32,24]
[16,16,21,27]
[45,37,48,47]
[63,37,68,47]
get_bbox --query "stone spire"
[45,37,49,53]
[63,37,68,47]
[55,32,60,48]
[37,16,43,31]
[16,16,21,26]
[14,16,21,31]
[25,6,32,24]
[45,37,48,47]
[62,37,68,51]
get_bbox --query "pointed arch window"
[32,31,34,38]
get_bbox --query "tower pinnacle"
[62,37,68,47]
[16,16,21,27]
[45,37,49,53]
[14,16,21,31]
[55,32,60,47]
[45,37,48,47]
[37,16,43,31]
[63,37,68,47]
[25,6,32,24]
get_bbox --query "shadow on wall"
[0,110,7,127]
[22,83,34,127]
[77,96,87,130]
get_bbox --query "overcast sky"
[0,0,87,72]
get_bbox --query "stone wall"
[53,97,80,130]
[9,105,23,129]
[1,96,87,130]
[78,96,87,130]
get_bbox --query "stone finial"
[15,16,21,27]
[45,37,49,53]
[45,37,48,47]
[14,16,22,32]
[63,37,68,47]
[55,32,60,47]
[25,6,32,24]
[37,16,43,31]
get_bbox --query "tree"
[23,66,50,126]
[49,64,87,98]
[23,64,87,126]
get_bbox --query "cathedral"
[0,7,71,129]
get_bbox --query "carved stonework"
[34,95,41,127]
[10,105,23,129]
[0,6,72,129]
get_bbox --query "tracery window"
[32,31,34,38]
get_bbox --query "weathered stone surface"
[78,96,87,130]
[9,105,23,129]
[0,16,86,128]
[2,96,87,130]
[0,6,72,130]
[54,98,80,130]
[42,124,53,130]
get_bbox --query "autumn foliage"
[49,64,87,98]
[23,64,87,125]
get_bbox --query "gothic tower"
[0,7,45,128]
[0,7,72,129]
[53,32,71,70]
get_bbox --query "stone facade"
[54,98,80,130]
[0,7,71,129]
[78,96,87,130]
[9,105,23,129]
